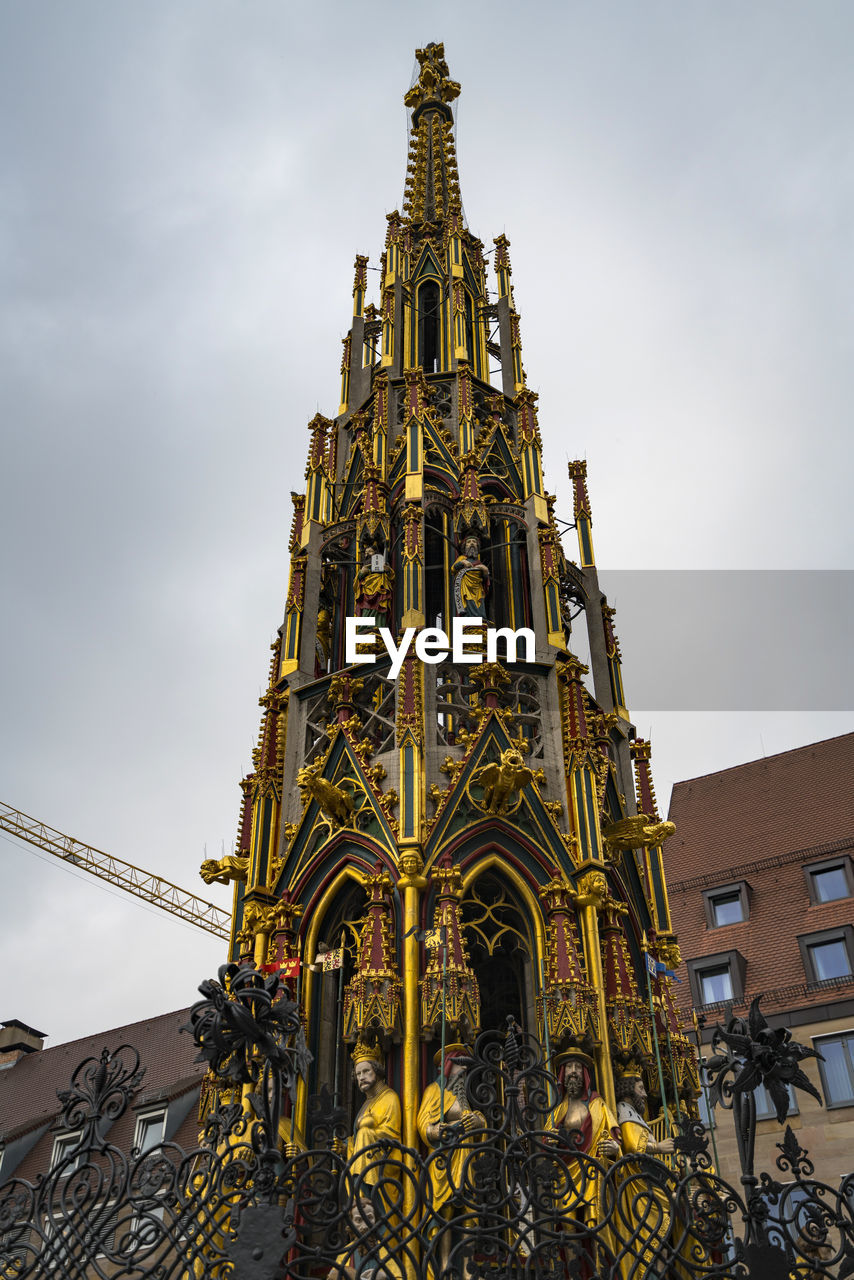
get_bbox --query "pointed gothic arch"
[455,850,547,1039]
[460,869,534,1033]
[418,279,441,373]
[296,841,402,1135]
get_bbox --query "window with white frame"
[696,1066,716,1129]
[753,1080,798,1120]
[129,1108,169,1251]
[813,1031,854,1108]
[50,1132,82,1176]
[42,1208,117,1269]
[133,1108,166,1155]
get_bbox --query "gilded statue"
[451,534,489,620]
[355,539,394,633]
[545,1044,621,1227]
[417,1044,485,1268]
[315,605,332,677]
[603,814,676,853]
[334,1041,402,1280]
[614,1069,679,1273]
[615,1070,675,1159]
[472,747,534,813]
[199,853,249,886]
[297,763,354,829]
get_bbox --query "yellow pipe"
[396,853,426,1245]
[575,870,617,1116]
[401,879,421,1150]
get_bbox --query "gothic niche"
[460,871,536,1034]
[307,881,369,1137]
[417,279,441,373]
[482,518,531,634]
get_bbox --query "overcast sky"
[2,1,852,1049]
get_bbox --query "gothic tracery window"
[461,871,536,1034]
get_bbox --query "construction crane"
[0,801,231,941]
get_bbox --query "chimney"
[0,1019,47,1066]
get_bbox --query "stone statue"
[355,540,394,633]
[199,854,249,886]
[451,534,489,620]
[472,747,534,813]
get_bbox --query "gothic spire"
[402,43,463,225]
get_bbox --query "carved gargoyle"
[473,747,534,813]
[602,814,676,853]
[297,763,355,828]
[200,854,249,886]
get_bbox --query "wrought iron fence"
[1,966,853,1280]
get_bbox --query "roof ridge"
[670,730,854,793]
[12,1005,193,1056]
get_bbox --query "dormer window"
[702,881,750,928]
[133,1109,166,1155]
[50,1132,82,1175]
[685,949,747,1009]
[805,855,853,905]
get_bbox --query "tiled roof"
[0,1006,201,1142]
[666,731,854,881]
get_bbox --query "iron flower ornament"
[183,961,310,1097]
[705,996,823,1124]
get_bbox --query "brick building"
[0,1007,204,1191]
[663,732,854,1187]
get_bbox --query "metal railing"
[1,966,852,1280]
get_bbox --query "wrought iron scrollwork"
[2,977,853,1280]
[56,1044,144,1152]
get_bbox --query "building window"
[754,1081,798,1121]
[798,926,854,986]
[700,966,733,1004]
[133,1109,166,1155]
[50,1132,82,1176]
[685,950,746,1009]
[811,940,851,981]
[813,1031,854,1108]
[702,881,750,928]
[697,1066,716,1129]
[805,855,854,905]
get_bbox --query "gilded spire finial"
[402,44,463,224]
[404,43,460,120]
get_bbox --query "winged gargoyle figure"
[473,747,534,814]
[297,762,355,828]
[603,814,676,853]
